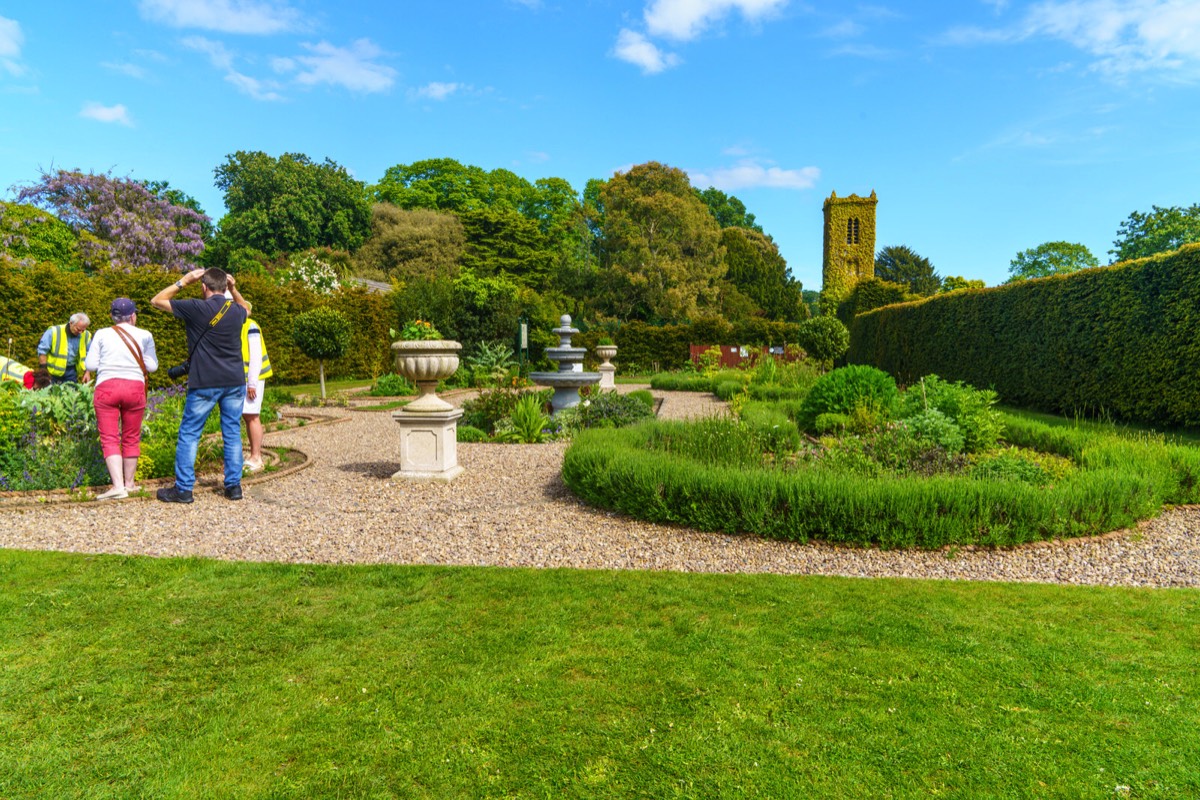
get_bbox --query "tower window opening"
[847,218,860,245]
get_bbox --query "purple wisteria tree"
[15,169,210,271]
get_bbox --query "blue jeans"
[174,385,245,491]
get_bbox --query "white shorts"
[242,380,265,415]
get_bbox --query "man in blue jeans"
[151,267,251,503]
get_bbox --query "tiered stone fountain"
[530,315,601,414]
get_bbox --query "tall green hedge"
[0,263,394,387]
[847,244,1200,426]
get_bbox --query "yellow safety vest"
[0,355,30,383]
[241,318,273,380]
[45,324,91,378]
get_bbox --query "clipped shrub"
[561,411,1200,548]
[368,372,415,397]
[456,425,490,443]
[626,389,654,411]
[291,306,353,399]
[796,316,850,366]
[798,365,899,431]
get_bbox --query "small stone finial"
[560,314,572,326]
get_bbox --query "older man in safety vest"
[37,313,92,384]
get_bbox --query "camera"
[167,360,191,380]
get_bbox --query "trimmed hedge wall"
[0,263,393,387]
[848,244,1200,427]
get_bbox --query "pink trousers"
[93,378,147,458]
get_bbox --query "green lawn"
[1,551,1196,799]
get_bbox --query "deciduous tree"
[1007,241,1098,282]
[214,151,371,257]
[696,187,762,232]
[1110,204,1200,262]
[598,162,725,323]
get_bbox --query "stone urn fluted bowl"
[392,340,461,413]
[595,345,618,364]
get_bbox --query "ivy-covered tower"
[821,190,878,304]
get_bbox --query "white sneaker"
[96,487,128,501]
[245,459,264,473]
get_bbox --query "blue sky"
[1,0,1198,290]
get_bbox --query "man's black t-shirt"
[171,296,248,389]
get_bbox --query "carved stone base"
[598,363,616,389]
[391,407,464,483]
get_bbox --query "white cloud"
[138,0,304,35]
[224,70,283,100]
[612,28,681,74]
[412,81,460,100]
[644,0,789,41]
[285,39,396,92]
[102,61,150,79]
[947,0,1200,79]
[689,159,820,191]
[182,35,234,70]
[0,15,25,77]
[183,36,283,100]
[80,102,133,126]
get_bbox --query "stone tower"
[821,190,878,303]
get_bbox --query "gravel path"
[0,387,1197,587]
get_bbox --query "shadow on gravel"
[337,461,399,479]
[542,472,580,503]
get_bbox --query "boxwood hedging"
[847,244,1200,427]
[561,413,1200,549]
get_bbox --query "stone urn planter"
[391,340,461,413]
[389,340,464,482]
[595,344,618,389]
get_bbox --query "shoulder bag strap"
[112,324,149,381]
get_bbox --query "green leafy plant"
[497,394,551,444]
[464,340,517,387]
[904,407,965,454]
[901,375,1002,453]
[398,319,442,341]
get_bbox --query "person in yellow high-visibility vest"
[241,317,273,473]
[37,313,92,384]
[0,355,32,384]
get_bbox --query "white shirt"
[84,323,159,385]
[247,327,263,384]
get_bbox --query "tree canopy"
[214,151,371,257]
[696,187,763,233]
[598,162,725,323]
[1007,241,1099,282]
[352,204,465,282]
[1110,204,1200,262]
[874,245,941,296]
[941,276,986,292]
[721,227,804,321]
[15,170,209,271]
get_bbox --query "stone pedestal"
[595,345,618,389]
[391,407,464,483]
